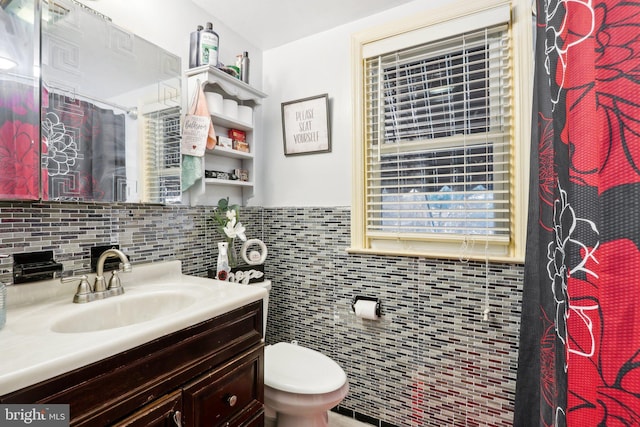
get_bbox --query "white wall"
[258,0,452,207]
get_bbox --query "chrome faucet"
[95,248,132,298]
[59,249,132,303]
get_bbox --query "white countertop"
[0,260,267,396]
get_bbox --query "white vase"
[216,242,231,280]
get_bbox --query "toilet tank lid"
[264,342,347,394]
[251,280,271,291]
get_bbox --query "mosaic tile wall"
[0,201,219,283]
[0,202,525,426]
[255,207,525,427]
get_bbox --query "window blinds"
[143,106,182,204]
[363,23,512,243]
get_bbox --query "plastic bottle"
[199,22,219,67]
[240,51,250,84]
[189,25,203,68]
[216,242,230,281]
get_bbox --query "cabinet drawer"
[183,346,263,427]
[113,391,182,427]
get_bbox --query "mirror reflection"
[0,0,40,200]
[0,0,183,204]
[41,0,182,203]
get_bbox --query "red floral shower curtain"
[515,0,640,425]
[0,81,40,200]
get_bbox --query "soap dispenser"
[216,242,231,281]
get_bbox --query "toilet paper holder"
[351,296,381,317]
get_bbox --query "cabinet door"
[112,391,182,427]
[182,346,263,427]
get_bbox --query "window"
[350,0,532,262]
[143,106,182,204]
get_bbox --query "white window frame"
[349,0,532,262]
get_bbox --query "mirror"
[0,0,40,200]
[41,0,182,203]
[0,0,182,204]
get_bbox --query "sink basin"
[1,260,269,397]
[51,291,198,333]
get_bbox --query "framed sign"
[281,94,331,156]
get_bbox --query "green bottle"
[199,22,219,67]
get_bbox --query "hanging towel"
[191,81,216,150]
[182,80,216,156]
[181,154,202,191]
[182,80,216,192]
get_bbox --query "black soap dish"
[13,250,63,284]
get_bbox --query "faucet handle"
[60,274,88,284]
[61,275,94,304]
[107,270,125,297]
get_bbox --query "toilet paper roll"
[237,105,253,125]
[223,99,238,119]
[354,300,379,320]
[205,92,223,115]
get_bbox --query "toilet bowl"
[264,342,349,427]
[254,281,349,427]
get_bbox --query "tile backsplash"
[0,202,524,426]
[0,201,215,282]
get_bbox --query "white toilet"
[255,281,349,427]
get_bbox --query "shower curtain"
[514,0,640,426]
[0,80,40,199]
[42,91,126,202]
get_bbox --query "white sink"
[0,260,268,396]
[51,290,198,333]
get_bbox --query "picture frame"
[281,94,331,156]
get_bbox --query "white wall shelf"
[204,178,254,187]
[186,65,266,104]
[185,66,267,206]
[212,114,253,132]
[208,146,254,160]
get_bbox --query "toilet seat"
[264,342,347,394]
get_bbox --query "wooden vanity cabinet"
[0,301,264,427]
